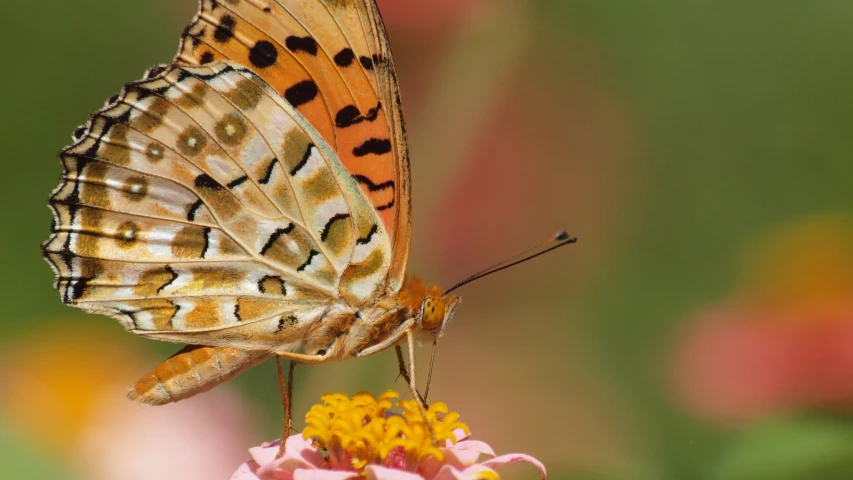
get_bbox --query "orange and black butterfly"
[43,0,576,434]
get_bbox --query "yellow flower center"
[302,390,470,472]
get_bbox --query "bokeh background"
[2,0,853,478]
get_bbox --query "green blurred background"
[2,1,853,479]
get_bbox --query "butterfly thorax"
[301,277,458,360]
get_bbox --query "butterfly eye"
[421,296,446,330]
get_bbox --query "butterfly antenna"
[444,231,578,295]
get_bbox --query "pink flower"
[231,391,546,480]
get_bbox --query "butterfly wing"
[177,0,411,291]
[43,62,393,352]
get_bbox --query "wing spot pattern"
[285,36,318,55]
[213,15,236,43]
[289,144,315,176]
[320,213,351,242]
[335,102,382,128]
[259,157,279,184]
[334,48,355,67]
[353,138,392,157]
[297,250,319,272]
[178,125,207,156]
[226,175,249,189]
[194,174,225,192]
[284,80,319,108]
[260,224,296,256]
[258,275,287,296]
[249,40,278,68]
[356,224,378,245]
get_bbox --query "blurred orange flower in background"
[673,217,853,424]
[0,324,257,480]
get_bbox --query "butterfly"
[43,0,576,438]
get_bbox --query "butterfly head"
[399,277,460,340]
[417,293,461,339]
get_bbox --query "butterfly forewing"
[43,62,393,351]
[176,1,412,286]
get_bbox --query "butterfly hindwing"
[43,62,392,351]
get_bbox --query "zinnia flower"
[231,390,546,479]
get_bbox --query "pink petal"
[255,435,326,479]
[365,465,426,480]
[230,460,263,480]
[285,435,326,466]
[433,465,499,480]
[442,440,495,466]
[293,469,360,480]
[481,454,547,479]
[451,428,470,443]
[249,441,284,467]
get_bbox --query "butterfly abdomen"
[128,345,269,405]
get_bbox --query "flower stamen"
[302,390,470,472]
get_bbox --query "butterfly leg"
[273,351,329,365]
[275,357,295,459]
[395,344,410,383]
[405,329,438,446]
[395,345,427,406]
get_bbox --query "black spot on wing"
[284,80,318,108]
[353,138,392,157]
[71,277,91,302]
[260,224,295,256]
[356,224,378,245]
[257,275,287,295]
[352,174,395,193]
[201,227,211,258]
[234,302,242,322]
[227,175,249,189]
[200,51,215,64]
[290,144,315,176]
[320,213,351,242]
[335,102,382,128]
[285,36,318,55]
[259,157,278,185]
[72,126,87,141]
[187,199,204,221]
[213,15,236,43]
[249,40,278,68]
[360,56,374,70]
[375,199,395,211]
[334,48,355,67]
[167,302,180,328]
[297,250,319,272]
[195,174,225,191]
[276,314,298,333]
[157,266,179,294]
[192,64,236,81]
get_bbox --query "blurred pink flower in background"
[0,324,258,479]
[673,217,853,424]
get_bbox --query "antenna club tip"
[555,231,578,243]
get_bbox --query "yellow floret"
[302,390,470,471]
